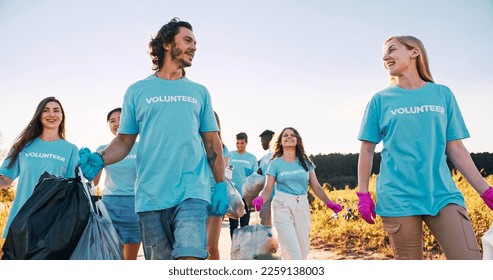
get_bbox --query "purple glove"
[481,187,493,210]
[252,196,264,211]
[357,191,376,224]
[326,201,343,213]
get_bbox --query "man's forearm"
[100,134,137,165]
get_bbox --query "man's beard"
[170,45,192,68]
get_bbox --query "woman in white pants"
[252,127,342,260]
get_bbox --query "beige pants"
[272,191,311,260]
[381,204,481,260]
[260,197,273,226]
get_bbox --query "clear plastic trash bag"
[70,200,123,260]
[225,179,245,220]
[69,168,123,260]
[482,222,493,260]
[231,224,280,260]
[242,173,266,207]
[225,165,234,181]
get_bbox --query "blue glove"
[244,167,253,177]
[79,147,91,159]
[210,182,228,215]
[78,147,104,181]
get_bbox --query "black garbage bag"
[2,171,91,260]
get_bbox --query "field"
[0,185,15,249]
[1,172,492,259]
[309,171,493,259]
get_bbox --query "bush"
[0,186,16,249]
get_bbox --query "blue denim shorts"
[138,198,210,260]
[102,195,141,244]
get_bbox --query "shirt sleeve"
[265,160,277,178]
[66,144,80,178]
[252,155,259,172]
[119,86,140,135]
[309,161,316,172]
[358,96,382,144]
[444,87,470,141]
[199,88,219,133]
[223,145,232,159]
[0,154,20,181]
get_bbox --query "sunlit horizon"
[1,0,492,159]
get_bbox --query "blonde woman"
[357,36,493,259]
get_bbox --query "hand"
[211,182,228,215]
[356,191,376,224]
[252,196,264,211]
[244,167,253,177]
[481,187,493,210]
[78,147,104,181]
[79,147,91,159]
[326,201,343,213]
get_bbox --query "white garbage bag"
[231,224,280,260]
[225,179,245,220]
[242,173,266,207]
[482,222,493,260]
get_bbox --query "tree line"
[310,152,493,190]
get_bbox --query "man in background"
[229,132,258,238]
[257,129,275,226]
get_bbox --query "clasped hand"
[78,148,104,181]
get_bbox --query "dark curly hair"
[148,17,193,72]
[272,127,313,172]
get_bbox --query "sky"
[1,0,492,160]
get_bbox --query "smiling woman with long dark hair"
[252,127,342,260]
[0,96,79,239]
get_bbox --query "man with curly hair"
[78,18,227,260]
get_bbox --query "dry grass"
[0,186,16,249]
[1,172,492,259]
[309,171,493,260]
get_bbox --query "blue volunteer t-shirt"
[209,145,232,188]
[259,151,276,198]
[118,75,219,212]
[230,151,258,195]
[259,151,273,175]
[223,145,232,161]
[266,157,314,196]
[358,82,469,216]
[96,142,139,196]
[0,138,79,238]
